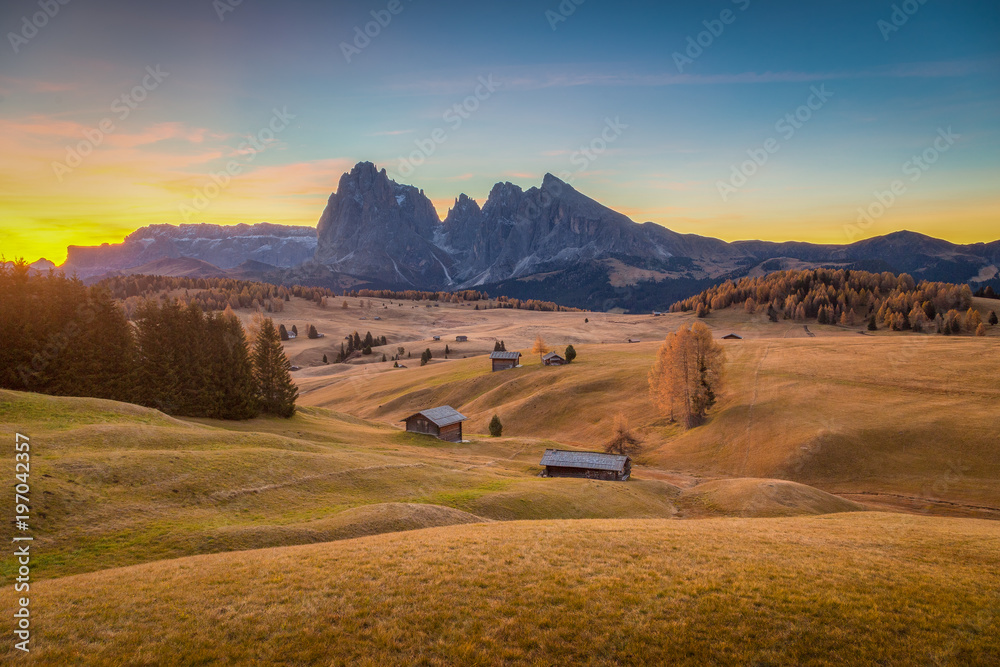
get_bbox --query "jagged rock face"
[313,163,1000,292]
[62,223,317,278]
[314,162,453,286]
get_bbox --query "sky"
[1,0,998,264]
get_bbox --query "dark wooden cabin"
[402,406,467,442]
[541,351,566,366]
[490,350,521,371]
[722,333,743,340]
[539,449,631,481]
[455,335,468,342]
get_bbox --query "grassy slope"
[2,513,997,666]
[0,389,693,581]
[300,321,1000,511]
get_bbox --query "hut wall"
[544,466,621,481]
[405,417,440,437]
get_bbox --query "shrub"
[489,414,503,437]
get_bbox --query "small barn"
[540,449,631,481]
[541,351,566,366]
[627,338,641,344]
[432,335,441,341]
[490,350,521,372]
[722,333,743,340]
[455,335,468,342]
[401,406,467,442]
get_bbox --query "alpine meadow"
[2,1,999,665]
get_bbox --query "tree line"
[1,262,297,419]
[671,268,994,334]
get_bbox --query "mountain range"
[61,223,317,279]
[56,161,1000,311]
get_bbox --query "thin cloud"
[370,129,415,136]
[381,57,999,95]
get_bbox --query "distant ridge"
[48,162,1000,310]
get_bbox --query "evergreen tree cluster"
[672,269,977,334]
[1,261,135,401]
[343,288,584,312]
[97,274,340,318]
[334,331,389,363]
[1,263,297,419]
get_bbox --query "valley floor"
[1,297,998,664]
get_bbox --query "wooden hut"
[722,333,743,340]
[401,406,467,442]
[539,449,631,481]
[541,351,566,366]
[490,350,521,372]
[455,335,468,342]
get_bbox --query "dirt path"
[841,492,1000,519]
[210,463,425,501]
[740,343,771,475]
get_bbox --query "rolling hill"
[3,513,997,665]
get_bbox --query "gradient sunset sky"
[1,0,998,264]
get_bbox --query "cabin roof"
[402,405,467,427]
[490,351,521,360]
[542,351,564,361]
[722,333,743,339]
[539,449,630,472]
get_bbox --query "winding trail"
[210,463,424,501]
[740,342,771,476]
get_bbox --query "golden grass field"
[1,293,998,663]
[3,514,998,665]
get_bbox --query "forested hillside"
[672,269,995,334]
[0,261,296,418]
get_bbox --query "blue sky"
[1,0,998,261]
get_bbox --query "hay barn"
[542,351,566,366]
[540,449,632,481]
[402,406,467,442]
[490,350,521,372]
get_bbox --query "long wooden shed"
[539,449,632,481]
[490,350,521,371]
[402,406,467,442]
[541,351,566,366]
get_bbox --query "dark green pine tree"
[990,311,998,326]
[279,324,289,341]
[564,344,577,364]
[867,315,878,331]
[134,299,184,414]
[253,317,298,418]
[84,288,138,402]
[209,312,258,419]
[364,331,374,347]
[489,414,503,437]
